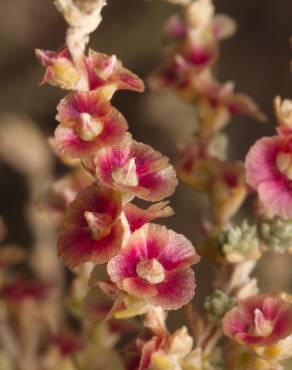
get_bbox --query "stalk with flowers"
[1,0,292,369]
[36,0,200,368]
[148,0,292,369]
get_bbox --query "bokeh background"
[1,0,292,325]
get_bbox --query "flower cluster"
[149,1,292,370]
[151,0,265,226]
[2,0,289,369]
[36,0,200,329]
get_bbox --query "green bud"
[204,290,234,319]
[217,220,260,263]
[259,217,292,253]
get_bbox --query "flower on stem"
[35,47,80,90]
[53,90,128,158]
[38,167,92,224]
[89,134,178,202]
[57,183,124,269]
[222,295,292,347]
[245,134,292,219]
[146,327,194,370]
[84,50,145,94]
[208,160,247,223]
[178,141,247,223]
[193,71,266,124]
[107,223,199,310]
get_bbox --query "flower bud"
[217,220,261,263]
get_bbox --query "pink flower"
[107,223,200,310]
[245,134,292,219]
[35,47,80,90]
[53,91,128,158]
[88,134,178,202]
[38,168,92,224]
[194,71,266,122]
[57,183,124,269]
[222,295,292,346]
[84,50,145,93]
[124,202,174,232]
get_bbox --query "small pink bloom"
[222,295,292,346]
[194,71,266,122]
[150,50,216,90]
[245,135,292,219]
[39,168,92,224]
[57,183,124,269]
[35,47,80,90]
[84,50,145,93]
[182,40,218,70]
[165,16,187,39]
[149,56,190,89]
[53,90,128,158]
[90,134,178,202]
[138,336,163,370]
[107,223,200,310]
[124,202,174,232]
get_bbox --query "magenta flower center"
[253,308,273,337]
[276,152,292,180]
[136,258,165,284]
[76,113,103,141]
[84,211,111,240]
[112,158,139,187]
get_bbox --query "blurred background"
[0,0,292,324]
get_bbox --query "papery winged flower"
[84,50,145,95]
[38,167,92,224]
[178,141,247,223]
[107,223,200,310]
[57,183,124,269]
[53,90,128,158]
[35,47,80,90]
[193,70,266,123]
[88,134,178,202]
[222,295,292,346]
